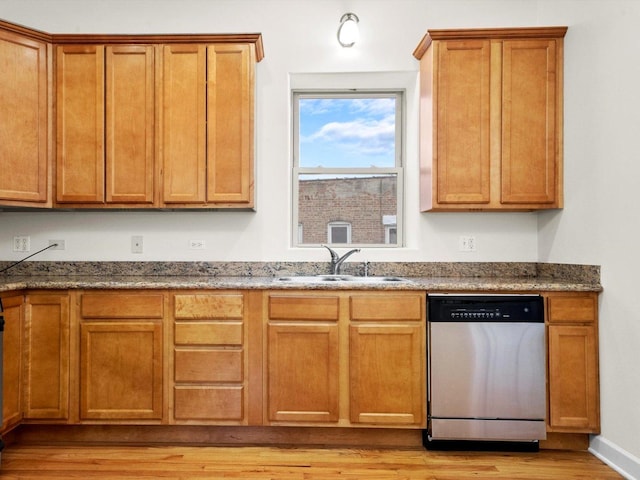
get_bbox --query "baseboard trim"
[590,435,640,480]
[11,424,424,449]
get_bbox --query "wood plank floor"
[0,445,623,479]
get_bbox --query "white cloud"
[304,114,395,155]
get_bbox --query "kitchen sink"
[274,275,411,284]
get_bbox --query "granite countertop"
[0,261,602,293]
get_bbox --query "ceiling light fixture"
[337,13,359,47]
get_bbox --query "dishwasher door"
[428,296,546,442]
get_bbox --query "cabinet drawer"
[268,295,339,321]
[174,294,243,320]
[175,322,243,345]
[548,294,597,324]
[81,293,164,319]
[174,349,243,382]
[350,294,423,321]
[174,386,243,420]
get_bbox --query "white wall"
[0,0,539,263]
[2,0,640,475]
[536,1,640,476]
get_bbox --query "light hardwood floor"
[0,445,623,479]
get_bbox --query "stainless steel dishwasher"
[427,294,546,444]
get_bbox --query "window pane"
[329,224,349,244]
[298,97,396,168]
[298,174,398,245]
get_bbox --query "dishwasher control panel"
[427,294,544,323]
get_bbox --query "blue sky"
[298,96,396,169]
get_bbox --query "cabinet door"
[80,290,164,421]
[267,323,339,423]
[23,294,70,420]
[349,324,424,426]
[206,44,254,206]
[548,325,599,431]
[0,31,48,204]
[1,295,23,431]
[162,44,206,203]
[434,39,491,205]
[80,321,163,420]
[106,45,155,204]
[501,39,558,204]
[56,45,105,203]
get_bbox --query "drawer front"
[174,349,243,382]
[175,322,243,346]
[174,386,243,420]
[81,293,164,319]
[350,294,423,321]
[268,295,339,321]
[174,294,244,320]
[548,294,597,324]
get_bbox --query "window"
[328,221,352,244]
[293,90,404,247]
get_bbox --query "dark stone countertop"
[0,261,602,294]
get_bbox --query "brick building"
[298,175,397,245]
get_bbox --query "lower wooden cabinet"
[1,287,599,441]
[23,293,70,420]
[266,294,340,423]
[349,294,425,426]
[1,294,23,431]
[349,324,424,425]
[79,292,164,421]
[171,292,249,424]
[265,291,426,428]
[545,292,600,433]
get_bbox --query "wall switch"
[13,236,31,252]
[459,235,477,252]
[189,239,206,250]
[48,240,65,250]
[131,235,144,254]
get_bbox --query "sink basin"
[275,275,411,284]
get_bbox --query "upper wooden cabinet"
[0,19,262,210]
[0,25,50,207]
[414,27,567,211]
[56,44,156,206]
[162,43,255,207]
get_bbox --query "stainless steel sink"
[275,275,411,284]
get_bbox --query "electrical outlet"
[189,239,206,250]
[459,235,477,252]
[13,236,31,252]
[48,240,65,250]
[131,235,144,254]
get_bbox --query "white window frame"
[291,84,405,248]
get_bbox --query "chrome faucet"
[322,245,361,275]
